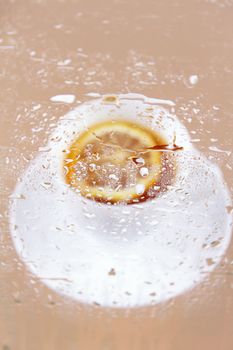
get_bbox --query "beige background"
[0,0,233,349]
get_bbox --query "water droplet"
[88,163,96,172]
[139,167,149,177]
[40,182,52,190]
[134,157,145,165]
[109,173,119,181]
[84,212,96,219]
[189,74,199,85]
[108,268,116,276]
[135,184,145,195]
[206,258,215,266]
[50,94,75,104]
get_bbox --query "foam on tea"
[64,120,176,204]
[9,94,232,308]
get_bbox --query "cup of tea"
[10,93,232,308]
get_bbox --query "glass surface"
[0,1,233,349]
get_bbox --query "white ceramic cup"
[10,94,232,308]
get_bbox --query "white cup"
[10,93,232,308]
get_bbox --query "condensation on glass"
[0,1,233,349]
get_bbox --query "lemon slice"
[64,120,163,203]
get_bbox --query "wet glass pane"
[0,1,233,349]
